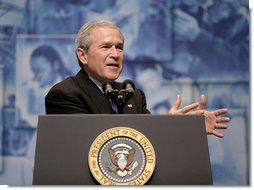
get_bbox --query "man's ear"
[76,48,88,66]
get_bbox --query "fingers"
[210,121,229,138]
[216,117,230,123]
[198,94,206,110]
[215,123,229,129]
[169,95,181,112]
[169,95,198,114]
[210,123,228,138]
[214,108,228,116]
[211,130,224,138]
[207,124,227,138]
[180,102,199,113]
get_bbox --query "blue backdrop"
[0,0,249,185]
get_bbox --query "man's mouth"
[107,63,119,68]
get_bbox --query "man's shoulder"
[50,69,88,90]
[50,76,77,90]
[46,75,87,101]
[45,75,83,103]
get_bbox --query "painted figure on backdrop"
[28,45,72,114]
[30,45,71,88]
[134,61,192,114]
[169,0,248,80]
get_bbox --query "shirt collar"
[88,76,104,92]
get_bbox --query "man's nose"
[109,46,119,58]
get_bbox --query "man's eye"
[116,46,123,50]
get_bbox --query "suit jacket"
[45,69,150,114]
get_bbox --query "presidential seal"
[88,127,156,185]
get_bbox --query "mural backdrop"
[0,0,249,185]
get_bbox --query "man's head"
[75,20,125,83]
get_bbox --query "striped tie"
[108,98,118,114]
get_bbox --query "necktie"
[108,98,118,114]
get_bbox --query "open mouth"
[107,63,119,68]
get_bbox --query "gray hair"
[75,19,124,53]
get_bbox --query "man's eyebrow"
[100,41,123,46]
[116,42,124,47]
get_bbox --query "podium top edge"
[38,114,204,118]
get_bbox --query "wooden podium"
[33,114,213,185]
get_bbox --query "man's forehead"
[90,27,123,42]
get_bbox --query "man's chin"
[106,74,120,81]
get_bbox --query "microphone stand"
[115,89,133,114]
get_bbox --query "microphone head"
[102,81,114,94]
[122,79,135,93]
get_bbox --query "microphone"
[102,81,119,112]
[122,80,135,93]
[117,80,135,113]
[102,81,115,95]
[102,80,136,114]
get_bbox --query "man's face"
[79,27,124,82]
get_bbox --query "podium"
[33,114,213,185]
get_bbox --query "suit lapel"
[123,98,138,114]
[75,69,112,114]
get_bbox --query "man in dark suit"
[45,19,229,137]
[45,68,150,114]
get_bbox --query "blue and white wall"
[0,0,249,185]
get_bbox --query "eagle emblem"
[88,127,156,185]
[106,143,138,177]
